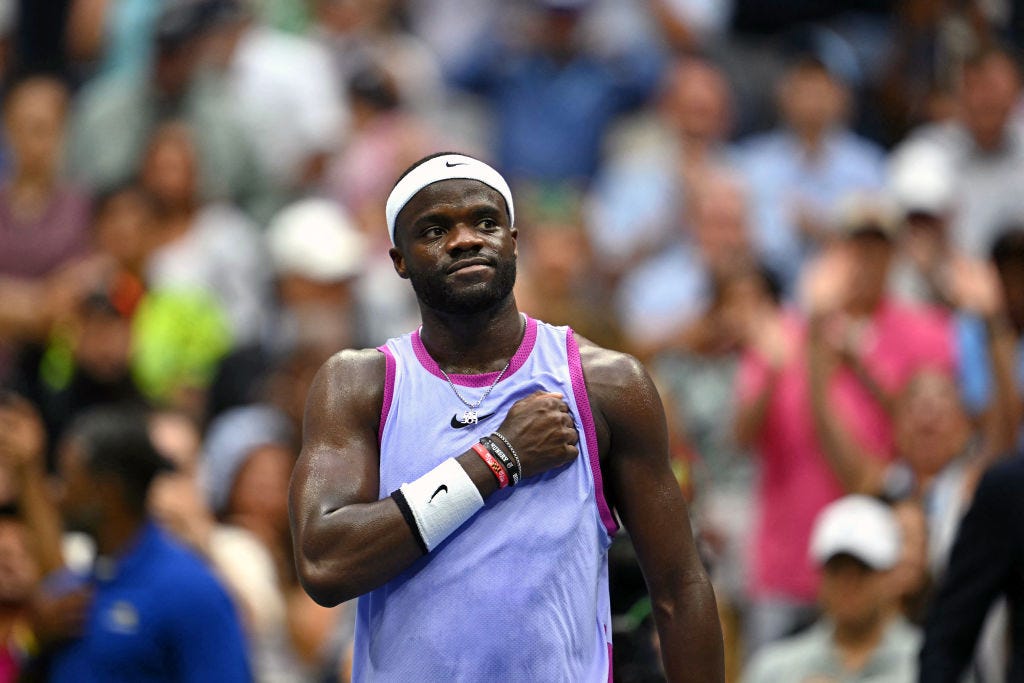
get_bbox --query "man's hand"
[800,247,854,316]
[28,585,93,646]
[493,391,579,479]
[948,257,1004,318]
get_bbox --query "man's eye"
[424,227,444,238]
[479,219,497,230]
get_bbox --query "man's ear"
[389,247,410,279]
[511,227,518,259]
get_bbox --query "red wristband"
[472,442,508,488]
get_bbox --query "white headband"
[385,154,515,244]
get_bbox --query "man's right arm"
[289,349,579,606]
[290,349,448,606]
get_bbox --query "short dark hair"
[65,406,173,514]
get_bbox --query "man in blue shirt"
[41,407,252,682]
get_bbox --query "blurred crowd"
[1,0,1024,681]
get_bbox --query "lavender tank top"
[352,315,619,682]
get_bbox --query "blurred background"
[1,0,1024,681]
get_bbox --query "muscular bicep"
[293,351,385,513]
[288,349,428,605]
[600,359,704,588]
[290,349,386,523]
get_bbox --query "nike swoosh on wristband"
[429,484,448,502]
[450,412,497,428]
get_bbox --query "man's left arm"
[586,345,724,682]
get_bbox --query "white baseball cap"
[889,142,957,218]
[810,495,901,570]
[267,198,367,282]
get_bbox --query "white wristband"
[400,458,485,552]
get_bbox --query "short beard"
[408,257,517,315]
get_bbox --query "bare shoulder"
[573,332,666,460]
[574,334,656,405]
[304,347,388,444]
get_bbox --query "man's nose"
[446,222,484,252]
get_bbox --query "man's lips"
[447,257,494,274]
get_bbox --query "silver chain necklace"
[436,315,523,425]
[439,359,511,425]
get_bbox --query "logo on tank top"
[450,412,497,429]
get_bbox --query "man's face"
[895,370,969,477]
[779,65,847,134]
[390,179,517,315]
[4,78,67,178]
[961,54,1021,150]
[661,61,731,143]
[819,554,889,628]
[844,231,894,310]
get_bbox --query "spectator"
[90,183,155,316]
[514,187,625,351]
[586,54,736,276]
[887,141,967,309]
[451,0,664,186]
[737,54,886,292]
[743,495,920,683]
[651,264,780,679]
[0,76,95,382]
[0,513,39,682]
[32,291,147,469]
[0,393,64,683]
[65,0,168,77]
[203,0,347,200]
[324,62,444,238]
[67,0,266,216]
[41,406,252,681]
[616,169,754,357]
[895,45,1024,257]
[310,0,444,122]
[205,197,370,422]
[142,122,270,348]
[959,227,1024,441]
[735,200,954,652]
[202,405,345,682]
[919,451,1024,682]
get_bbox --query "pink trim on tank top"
[608,642,614,682]
[377,345,397,446]
[410,314,538,387]
[566,328,619,538]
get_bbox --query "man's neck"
[95,513,147,558]
[7,171,56,217]
[832,613,888,672]
[793,124,829,158]
[418,298,525,374]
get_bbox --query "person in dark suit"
[919,454,1024,682]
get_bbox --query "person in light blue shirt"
[43,407,252,683]
[450,0,664,186]
[737,55,885,293]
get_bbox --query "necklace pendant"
[461,410,479,425]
